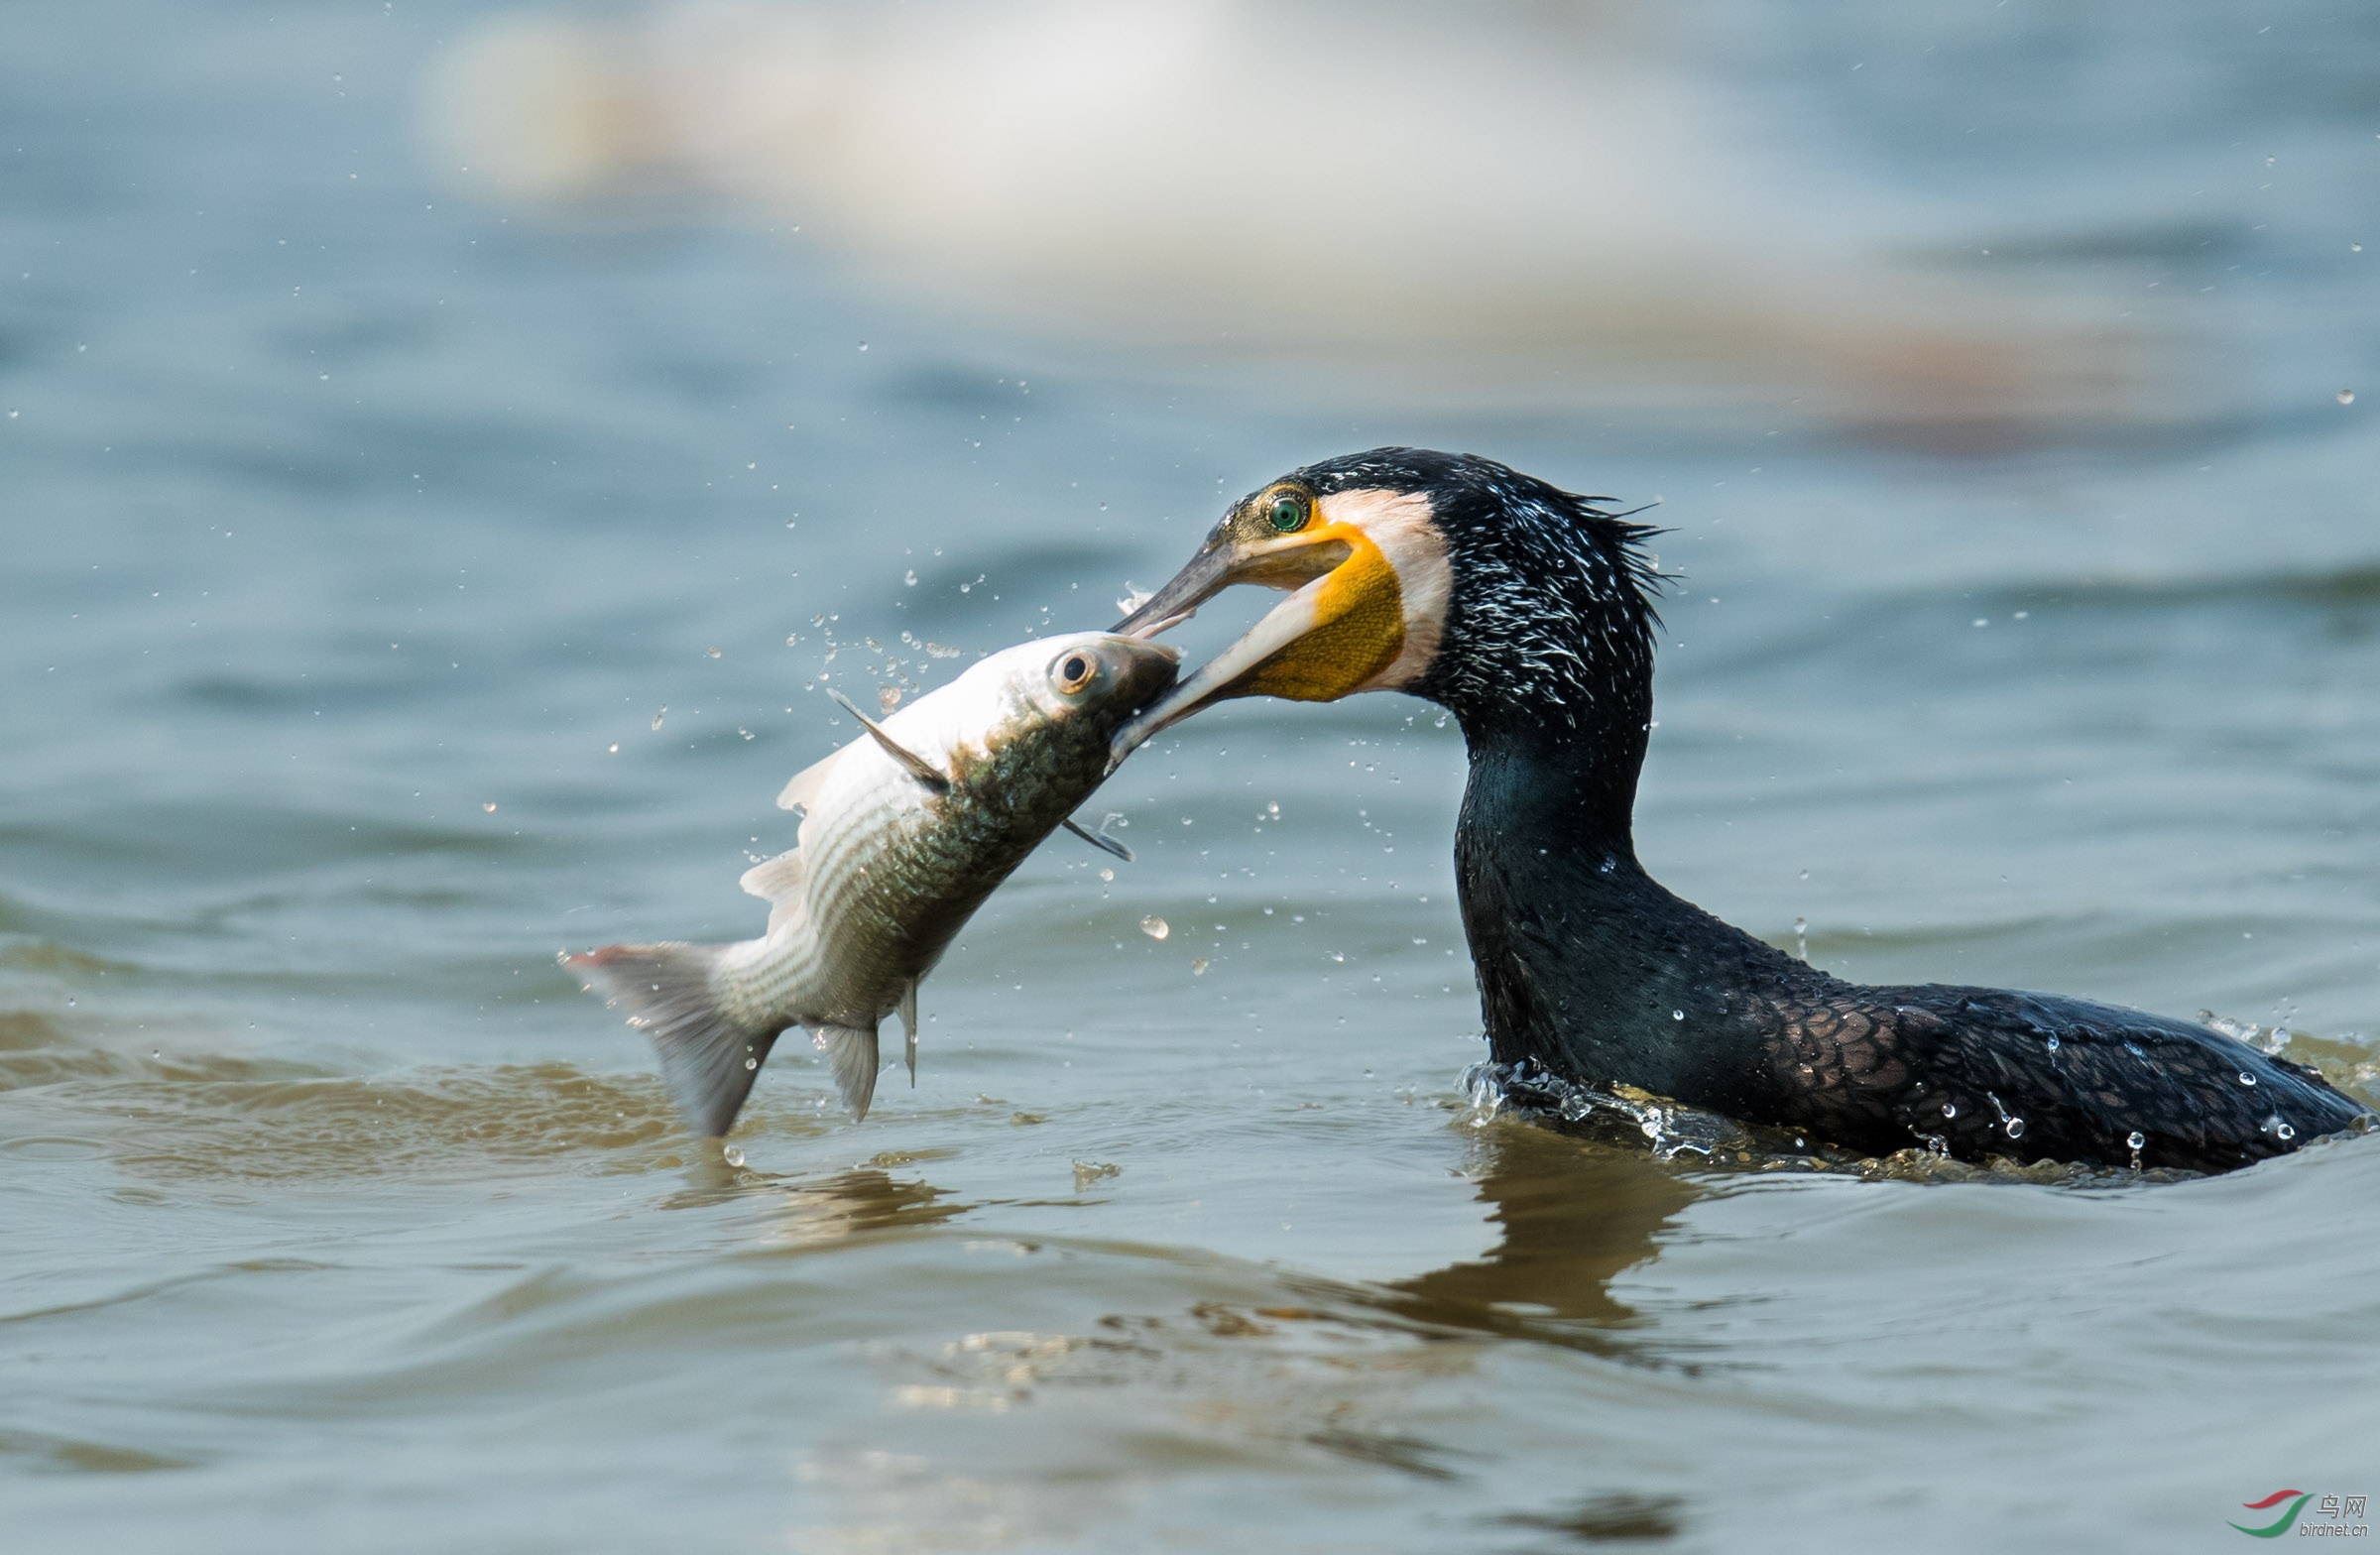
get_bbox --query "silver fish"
[565,632,1178,1136]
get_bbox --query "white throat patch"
[1323,488,1452,693]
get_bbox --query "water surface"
[5,2,2379,1549]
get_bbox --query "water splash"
[1461,1059,1734,1160]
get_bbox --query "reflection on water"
[698,1164,967,1242]
[1492,1492,1688,1545]
[774,1124,1709,1548]
[1386,1121,1701,1340]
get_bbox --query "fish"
[564,631,1178,1137]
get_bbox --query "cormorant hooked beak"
[1108,479,1450,770]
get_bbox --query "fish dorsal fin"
[774,689,948,812]
[739,847,806,903]
[826,689,951,793]
[774,749,842,812]
[738,848,811,934]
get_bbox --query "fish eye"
[1264,490,1310,533]
[1052,652,1098,694]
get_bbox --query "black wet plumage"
[1280,448,2372,1173]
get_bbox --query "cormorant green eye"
[1266,492,1309,533]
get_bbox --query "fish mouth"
[1106,525,1400,770]
[1088,632,1183,721]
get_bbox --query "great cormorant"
[1113,447,2372,1173]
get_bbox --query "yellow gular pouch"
[1229,525,1405,701]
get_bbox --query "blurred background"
[4,2,2379,1551]
[416,0,2362,440]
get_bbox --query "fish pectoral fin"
[826,690,950,793]
[775,749,841,812]
[1061,816,1133,863]
[806,1021,882,1122]
[899,979,920,1086]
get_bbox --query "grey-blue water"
[4,2,2378,1549]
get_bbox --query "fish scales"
[567,632,1177,1137]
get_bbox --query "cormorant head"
[1112,448,1663,770]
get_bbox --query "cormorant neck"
[1451,700,1647,854]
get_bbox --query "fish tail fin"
[563,943,781,1138]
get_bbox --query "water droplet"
[1139,916,1168,940]
[1097,867,1114,883]
[1191,958,1208,976]
[722,1145,744,1167]
[744,1056,758,1071]
[2004,1117,2025,1139]
[2127,1130,2146,1149]
[2339,389,2357,406]
[608,743,619,754]
[481,800,497,813]
[705,647,721,658]
[1672,1009,1685,1021]
[2239,1071,2256,1086]
[2277,1122,2296,1140]
[652,706,666,731]
[2046,1034,2060,1052]
[1942,1103,1957,1118]
[902,569,917,586]
[857,341,869,352]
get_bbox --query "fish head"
[937,632,1179,794]
[1009,632,1182,735]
